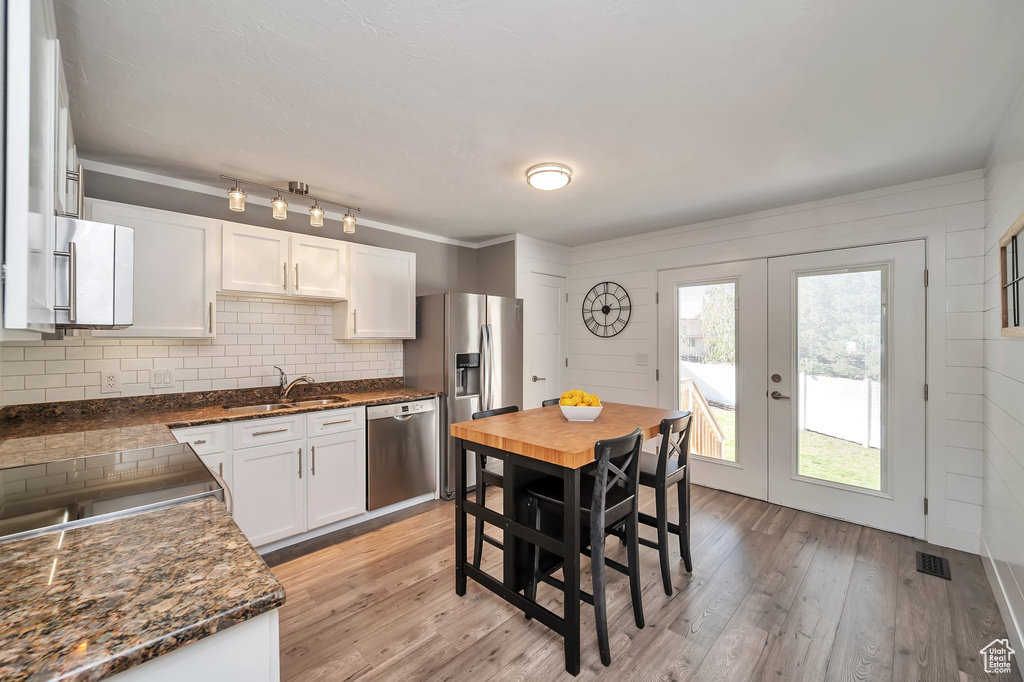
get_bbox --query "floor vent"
[916,551,952,580]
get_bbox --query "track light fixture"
[219,175,362,231]
[309,201,324,228]
[227,184,246,212]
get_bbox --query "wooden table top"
[450,403,684,469]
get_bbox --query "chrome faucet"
[273,366,315,399]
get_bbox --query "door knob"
[532,375,546,382]
[770,390,790,400]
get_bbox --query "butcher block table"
[450,402,682,675]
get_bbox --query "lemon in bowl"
[558,390,603,422]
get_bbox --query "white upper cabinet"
[221,223,291,295]
[3,0,59,334]
[333,244,416,339]
[88,200,219,338]
[291,234,348,299]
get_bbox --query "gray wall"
[475,241,517,297]
[87,172,480,295]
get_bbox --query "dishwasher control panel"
[367,399,436,420]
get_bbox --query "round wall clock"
[582,281,631,337]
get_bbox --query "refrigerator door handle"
[480,323,493,411]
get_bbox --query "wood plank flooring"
[264,485,1020,681]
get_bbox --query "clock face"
[583,281,631,337]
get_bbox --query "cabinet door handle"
[193,439,207,445]
[298,448,302,478]
[53,242,78,323]
[208,302,214,333]
[218,462,223,477]
[311,445,316,476]
[57,164,84,219]
[295,263,299,290]
[353,310,357,333]
[323,418,352,426]
[283,262,288,290]
[253,427,288,437]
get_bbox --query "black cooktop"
[0,443,223,542]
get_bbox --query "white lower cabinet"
[173,407,369,548]
[306,430,366,530]
[233,441,306,547]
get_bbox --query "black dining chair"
[541,398,561,407]
[524,428,645,667]
[470,405,519,568]
[635,412,693,595]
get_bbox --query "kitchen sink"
[222,397,349,414]
[286,398,350,407]
[222,403,291,414]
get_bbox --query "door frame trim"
[655,226,947,546]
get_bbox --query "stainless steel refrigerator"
[404,293,523,500]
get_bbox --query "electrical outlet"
[635,353,649,366]
[386,360,395,376]
[150,369,174,389]
[101,372,121,394]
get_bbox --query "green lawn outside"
[702,408,881,490]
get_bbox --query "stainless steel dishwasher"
[366,399,438,510]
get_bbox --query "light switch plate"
[150,370,174,389]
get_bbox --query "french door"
[657,242,926,537]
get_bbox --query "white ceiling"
[56,0,1024,246]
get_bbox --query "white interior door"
[658,260,768,499]
[767,242,926,537]
[523,272,569,408]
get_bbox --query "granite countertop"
[0,382,439,469]
[0,496,286,682]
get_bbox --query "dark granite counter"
[0,496,285,682]
[0,380,438,469]
[0,378,438,680]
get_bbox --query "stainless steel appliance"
[404,293,523,499]
[54,215,134,329]
[0,443,226,543]
[367,399,438,510]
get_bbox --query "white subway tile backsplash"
[1,296,402,405]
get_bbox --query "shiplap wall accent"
[0,295,402,404]
[568,171,987,553]
[980,86,1024,657]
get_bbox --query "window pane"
[677,282,736,461]
[795,268,885,490]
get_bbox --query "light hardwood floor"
[265,485,1020,681]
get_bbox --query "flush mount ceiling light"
[526,163,572,191]
[220,175,362,231]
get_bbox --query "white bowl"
[559,405,603,422]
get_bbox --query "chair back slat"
[472,405,519,420]
[589,428,644,534]
[657,412,692,479]
[541,398,560,407]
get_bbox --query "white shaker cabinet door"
[3,0,58,334]
[222,223,291,295]
[306,430,366,529]
[290,234,348,299]
[232,441,306,547]
[334,244,416,339]
[89,200,219,338]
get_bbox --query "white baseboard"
[945,526,981,554]
[980,534,1024,660]
[257,493,436,554]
